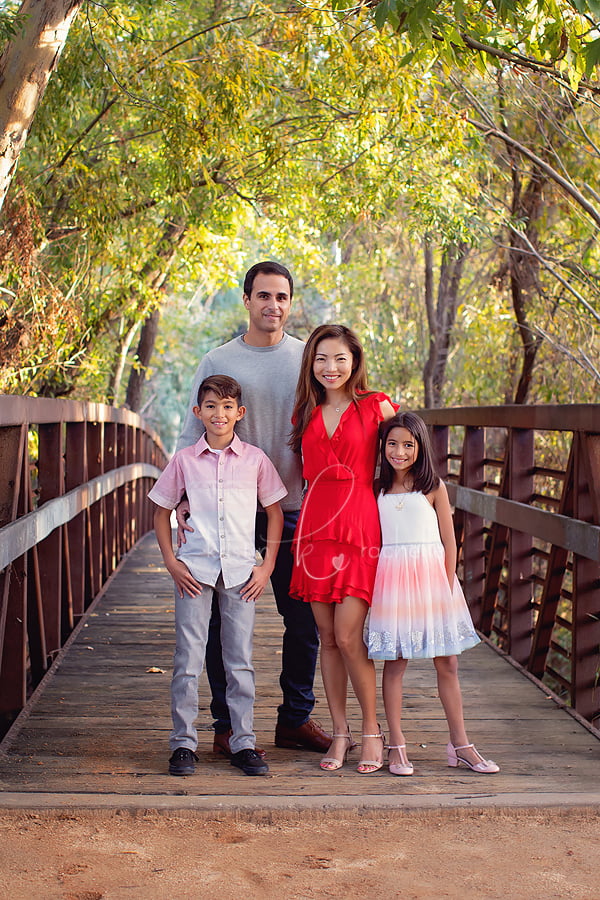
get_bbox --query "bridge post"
[65,421,88,620]
[459,426,486,625]
[0,425,30,722]
[430,425,449,479]
[507,428,535,665]
[571,432,600,725]
[37,422,65,656]
[87,422,104,597]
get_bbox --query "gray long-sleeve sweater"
[176,334,305,511]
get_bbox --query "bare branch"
[466,117,600,228]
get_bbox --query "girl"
[367,412,499,776]
[289,324,396,774]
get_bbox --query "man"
[176,261,330,754]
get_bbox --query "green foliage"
[0,4,28,46]
[364,0,600,92]
[0,0,598,425]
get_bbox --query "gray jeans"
[170,572,256,755]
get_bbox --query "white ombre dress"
[366,491,480,660]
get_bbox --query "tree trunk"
[123,218,188,411]
[508,167,545,404]
[423,238,436,408]
[0,0,83,212]
[107,318,140,406]
[125,309,160,412]
[423,239,467,408]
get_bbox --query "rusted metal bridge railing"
[0,397,167,736]
[421,405,600,729]
[1,400,598,736]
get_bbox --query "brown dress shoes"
[274,718,332,753]
[212,729,266,759]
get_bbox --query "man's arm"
[154,505,203,598]
[240,501,284,602]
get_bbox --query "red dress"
[290,392,392,605]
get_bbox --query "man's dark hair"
[243,261,293,299]
[197,374,242,406]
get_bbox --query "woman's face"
[312,337,354,392]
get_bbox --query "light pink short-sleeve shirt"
[148,433,287,588]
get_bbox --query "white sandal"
[320,728,355,771]
[447,742,499,774]
[357,728,385,774]
[387,744,414,776]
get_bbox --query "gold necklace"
[332,399,349,414]
[391,487,410,510]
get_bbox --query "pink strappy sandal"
[447,742,499,774]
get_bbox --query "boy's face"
[193,391,245,445]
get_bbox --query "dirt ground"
[1,808,599,900]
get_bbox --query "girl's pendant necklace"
[393,480,411,510]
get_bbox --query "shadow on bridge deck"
[0,533,598,815]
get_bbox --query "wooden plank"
[419,405,600,432]
[446,484,600,563]
[0,533,599,805]
[0,397,164,449]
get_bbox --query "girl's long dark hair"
[289,324,370,454]
[379,412,440,495]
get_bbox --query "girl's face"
[385,426,418,476]
[312,337,354,392]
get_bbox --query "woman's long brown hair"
[289,324,370,454]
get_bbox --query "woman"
[289,324,395,773]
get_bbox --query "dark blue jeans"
[205,510,319,731]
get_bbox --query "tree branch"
[466,117,600,228]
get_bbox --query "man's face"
[243,273,292,337]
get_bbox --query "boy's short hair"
[197,374,242,406]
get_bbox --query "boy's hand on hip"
[167,559,203,598]
[240,564,271,602]
[175,499,193,548]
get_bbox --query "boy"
[149,374,286,776]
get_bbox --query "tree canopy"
[0,0,598,441]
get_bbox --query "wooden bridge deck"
[0,533,599,814]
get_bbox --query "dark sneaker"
[230,748,269,776]
[168,747,198,776]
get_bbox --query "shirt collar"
[194,432,243,457]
